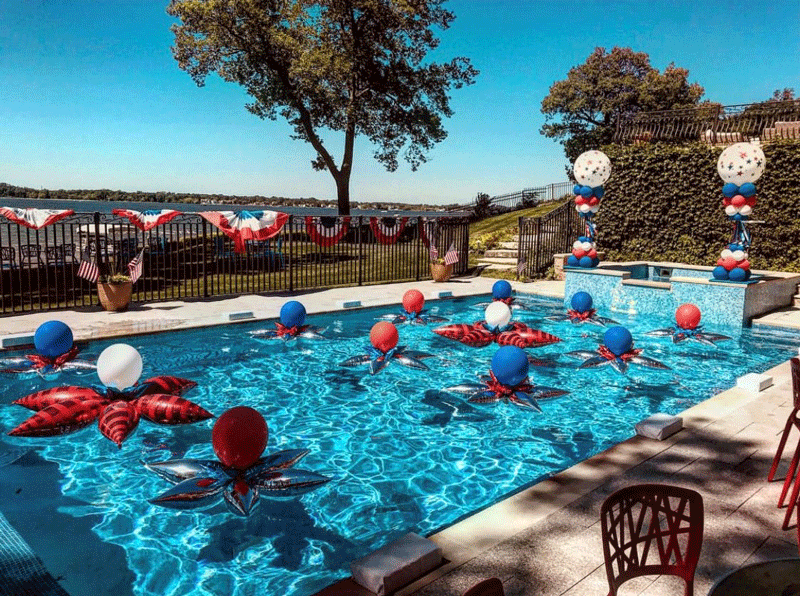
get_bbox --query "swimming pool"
[0,294,798,596]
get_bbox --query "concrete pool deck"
[2,276,800,596]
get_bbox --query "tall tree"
[540,47,704,163]
[167,0,477,215]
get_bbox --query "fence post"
[415,218,421,281]
[358,216,363,286]
[93,212,104,279]
[517,216,524,278]
[289,216,294,293]
[202,219,208,297]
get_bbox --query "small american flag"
[127,248,145,283]
[429,244,439,262]
[77,248,99,283]
[517,252,527,278]
[443,243,459,265]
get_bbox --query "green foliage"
[167,0,477,214]
[540,47,704,163]
[598,139,800,272]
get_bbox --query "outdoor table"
[707,558,800,596]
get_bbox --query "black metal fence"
[472,182,574,217]
[615,99,800,144]
[517,201,582,278]
[0,213,469,314]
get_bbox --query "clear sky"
[1,0,797,205]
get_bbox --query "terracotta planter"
[97,281,133,312]
[430,263,453,282]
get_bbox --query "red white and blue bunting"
[304,216,351,247]
[369,216,408,245]
[199,210,289,253]
[112,209,182,231]
[418,217,439,249]
[0,207,75,229]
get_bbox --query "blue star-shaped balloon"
[644,325,731,346]
[146,448,330,516]
[566,327,669,375]
[378,308,447,325]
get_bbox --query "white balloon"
[590,205,600,213]
[485,302,512,329]
[579,204,592,213]
[581,241,593,251]
[717,142,766,183]
[573,240,582,250]
[97,343,143,390]
[732,250,745,261]
[573,150,612,186]
[740,205,752,216]
[724,205,737,216]
[574,206,582,213]
[720,249,733,258]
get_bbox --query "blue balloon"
[567,255,579,267]
[280,301,306,327]
[732,213,743,221]
[580,185,593,198]
[491,346,529,387]
[492,280,512,300]
[593,186,605,199]
[591,257,600,267]
[570,291,593,313]
[578,236,590,242]
[604,326,632,356]
[739,182,756,198]
[728,243,743,251]
[34,321,73,359]
[712,266,729,280]
[722,183,738,198]
[573,184,582,196]
[579,256,594,268]
[729,267,748,282]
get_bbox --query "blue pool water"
[0,294,798,596]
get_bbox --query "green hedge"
[596,139,800,272]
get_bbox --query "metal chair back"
[601,484,704,596]
[20,244,43,267]
[0,246,15,269]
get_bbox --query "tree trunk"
[335,171,351,216]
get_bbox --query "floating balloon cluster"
[712,143,766,282]
[379,289,447,325]
[547,291,617,326]
[147,406,330,516]
[568,150,611,268]
[1,321,95,374]
[445,346,567,411]
[250,300,327,340]
[566,326,669,374]
[340,321,433,374]
[645,303,731,345]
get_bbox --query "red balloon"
[739,259,750,270]
[722,197,732,207]
[574,196,587,206]
[370,322,399,352]
[675,303,701,330]
[588,197,599,206]
[402,289,425,314]
[572,248,586,258]
[731,194,746,208]
[716,258,725,267]
[722,256,738,270]
[587,249,598,258]
[745,196,757,207]
[212,407,267,469]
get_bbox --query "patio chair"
[246,236,284,270]
[462,577,504,596]
[768,358,800,530]
[115,237,139,264]
[148,236,167,255]
[600,484,704,596]
[0,246,16,270]
[45,245,67,266]
[19,244,44,268]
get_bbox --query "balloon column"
[340,322,433,374]
[1,321,95,374]
[546,291,617,326]
[566,326,669,374]
[147,406,330,516]
[8,344,211,447]
[567,150,612,268]
[433,302,561,348]
[645,303,731,345]
[250,301,326,340]
[713,143,766,281]
[379,289,447,325]
[445,346,567,411]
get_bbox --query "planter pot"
[97,281,133,312]
[430,263,453,282]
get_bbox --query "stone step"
[793,294,800,307]
[484,249,518,259]
[480,263,518,271]
[498,241,519,250]
[477,256,518,266]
